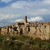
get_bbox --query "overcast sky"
[0,0,50,26]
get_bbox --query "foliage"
[0,34,50,50]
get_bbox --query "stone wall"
[0,16,50,40]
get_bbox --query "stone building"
[0,16,50,40]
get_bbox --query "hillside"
[0,35,50,50]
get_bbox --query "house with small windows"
[0,16,50,40]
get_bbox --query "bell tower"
[23,16,28,34]
[24,16,27,24]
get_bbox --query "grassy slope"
[0,35,50,50]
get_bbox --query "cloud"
[15,16,44,22]
[43,0,50,4]
[10,1,50,16]
[27,9,50,16]
[11,1,31,8]
[0,14,20,21]
[0,0,12,3]
[15,19,23,22]
[28,16,44,22]
[0,0,50,26]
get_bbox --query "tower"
[24,16,27,26]
[23,16,28,34]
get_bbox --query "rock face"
[0,16,50,40]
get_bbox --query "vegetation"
[0,35,50,50]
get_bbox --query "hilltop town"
[0,16,50,40]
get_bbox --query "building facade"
[0,16,50,40]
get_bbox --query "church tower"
[23,16,28,35]
[24,16,27,26]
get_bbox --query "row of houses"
[0,16,50,40]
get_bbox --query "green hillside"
[0,35,50,50]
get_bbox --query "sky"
[0,0,50,26]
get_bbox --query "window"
[28,27,30,32]
[44,26,46,28]
[14,27,17,31]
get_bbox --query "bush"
[0,35,50,50]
